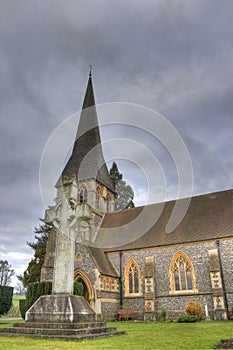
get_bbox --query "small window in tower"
[96,187,101,210]
[79,186,87,203]
[76,252,82,263]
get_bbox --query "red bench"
[118,309,135,321]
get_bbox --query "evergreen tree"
[109,162,122,188]
[109,162,135,210]
[18,220,51,288]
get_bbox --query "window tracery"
[125,259,141,296]
[170,252,196,293]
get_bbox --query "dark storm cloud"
[0,0,233,283]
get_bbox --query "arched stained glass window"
[125,260,141,295]
[170,252,196,292]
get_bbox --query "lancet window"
[125,259,141,295]
[79,186,88,203]
[96,186,101,210]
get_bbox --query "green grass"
[0,321,232,349]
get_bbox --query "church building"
[41,72,233,321]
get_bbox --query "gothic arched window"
[79,186,87,203]
[170,252,196,293]
[96,186,101,210]
[125,260,141,296]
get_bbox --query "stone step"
[0,326,117,336]
[0,329,125,341]
[12,321,106,329]
[0,321,125,341]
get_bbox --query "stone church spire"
[60,71,114,193]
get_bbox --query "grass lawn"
[0,320,232,349]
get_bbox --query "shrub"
[177,314,199,323]
[158,309,167,322]
[185,301,204,320]
[19,299,27,320]
[0,285,14,316]
[26,281,52,311]
[73,282,83,296]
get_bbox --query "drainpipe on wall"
[216,240,229,319]
[119,251,123,308]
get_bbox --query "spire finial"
[89,64,92,77]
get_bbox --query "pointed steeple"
[60,72,114,193]
[81,67,95,110]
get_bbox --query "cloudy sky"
[1,0,233,286]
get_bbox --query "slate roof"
[95,189,233,251]
[58,73,114,192]
[87,245,119,277]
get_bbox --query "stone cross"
[45,177,91,295]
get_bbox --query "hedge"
[20,281,83,319]
[0,285,14,316]
[73,282,83,296]
[177,314,199,323]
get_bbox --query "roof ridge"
[102,188,233,214]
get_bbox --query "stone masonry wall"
[107,238,233,320]
[41,231,233,321]
[219,239,233,311]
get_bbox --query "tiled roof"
[58,74,114,192]
[95,189,233,251]
[87,245,119,277]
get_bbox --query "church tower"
[41,70,116,283]
[55,70,115,242]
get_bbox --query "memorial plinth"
[26,295,96,323]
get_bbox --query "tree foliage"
[0,260,15,286]
[109,162,135,210]
[109,162,123,188]
[14,281,26,295]
[18,220,51,288]
[0,285,14,316]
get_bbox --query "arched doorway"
[74,269,95,309]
